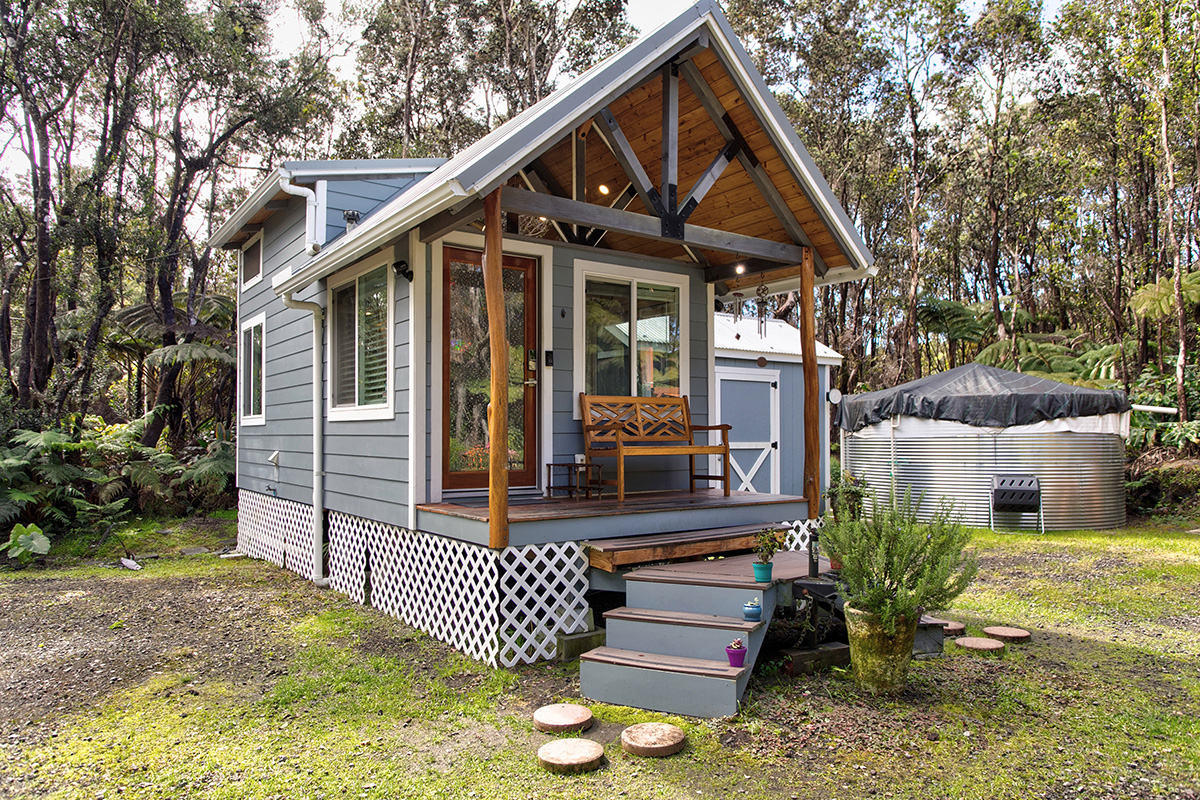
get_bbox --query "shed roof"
[713,313,841,365]
[270,0,875,296]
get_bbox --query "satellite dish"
[827,388,843,405]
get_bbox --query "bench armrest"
[690,424,731,431]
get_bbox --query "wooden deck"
[418,488,805,523]
[625,550,830,590]
[414,488,810,549]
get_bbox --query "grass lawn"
[1,515,1198,799]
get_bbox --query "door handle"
[523,379,538,386]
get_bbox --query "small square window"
[241,237,262,288]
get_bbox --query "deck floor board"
[418,488,806,523]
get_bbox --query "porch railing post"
[799,246,820,519]
[483,187,510,548]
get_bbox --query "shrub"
[821,492,977,634]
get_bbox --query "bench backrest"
[580,394,693,446]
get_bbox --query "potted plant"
[725,637,747,667]
[821,492,977,695]
[752,527,787,582]
[742,597,762,621]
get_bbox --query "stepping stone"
[537,738,604,774]
[940,620,966,636]
[955,636,1005,655]
[620,722,686,757]
[533,703,593,733]
[983,626,1031,643]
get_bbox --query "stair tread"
[603,606,763,632]
[579,646,747,679]
[626,551,825,589]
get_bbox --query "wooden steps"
[603,606,761,633]
[585,523,764,571]
[579,558,788,717]
[580,647,747,679]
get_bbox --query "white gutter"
[273,180,467,295]
[281,292,329,587]
[277,171,322,257]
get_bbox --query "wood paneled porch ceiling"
[502,48,848,279]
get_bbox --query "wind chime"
[756,274,770,338]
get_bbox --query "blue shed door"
[715,366,781,494]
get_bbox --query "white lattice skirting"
[237,492,314,578]
[322,509,590,667]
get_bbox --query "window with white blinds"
[330,262,392,419]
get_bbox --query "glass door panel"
[443,246,537,490]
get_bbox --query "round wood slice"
[620,722,686,757]
[955,636,1006,655]
[940,620,966,636]
[983,626,1031,643]
[533,703,593,733]
[537,738,604,774]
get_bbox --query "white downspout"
[278,170,322,257]
[282,292,328,587]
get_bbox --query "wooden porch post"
[483,188,510,548]
[799,247,820,519]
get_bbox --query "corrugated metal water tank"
[842,432,1126,530]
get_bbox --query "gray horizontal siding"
[324,177,424,243]
[237,196,323,505]
[321,257,411,529]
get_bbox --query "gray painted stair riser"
[605,617,767,661]
[579,660,741,718]
[625,579,775,616]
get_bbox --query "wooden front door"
[442,246,538,490]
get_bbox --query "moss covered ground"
[2,516,1197,799]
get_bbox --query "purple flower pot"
[726,646,747,667]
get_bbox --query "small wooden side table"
[546,462,604,499]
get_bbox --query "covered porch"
[416,487,809,548]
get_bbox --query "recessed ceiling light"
[735,264,746,275]
[598,184,610,195]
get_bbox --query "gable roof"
[272,0,875,296]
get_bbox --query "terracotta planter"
[843,605,919,695]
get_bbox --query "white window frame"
[572,259,690,418]
[326,251,396,422]
[239,311,266,427]
[240,231,263,291]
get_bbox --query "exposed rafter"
[677,59,828,276]
[502,187,807,264]
[517,164,580,245]
[419,199,485,243]
[592,107,665,218]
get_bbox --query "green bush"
[0,415,236,552]
[821,492,978,634]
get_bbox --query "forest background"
[0,0,1196,548]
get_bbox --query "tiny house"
[211,0,875,693]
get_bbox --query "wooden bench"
[579,393,730,502]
